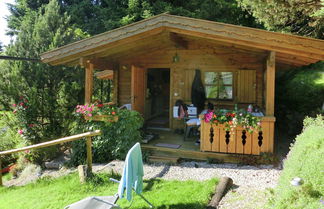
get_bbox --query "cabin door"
[131,65,146,115]
[145,68,170,128]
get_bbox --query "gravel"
[101,160,281,209]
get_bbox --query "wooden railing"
[200,117,275,155]
[0,130,101,186]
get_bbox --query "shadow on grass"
[143,178,162,192]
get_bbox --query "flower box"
[84,115,118,122]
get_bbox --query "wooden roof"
[40,13,324,67]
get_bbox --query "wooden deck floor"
[141,130,242,163]
[143,129,199,151]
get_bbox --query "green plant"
[268,115,324,208]
[70,109,144,165]
[275,62,324,135]
[0,111,25,167]
[74,102,119,118]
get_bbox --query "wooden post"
[0,158,2,186]
[86,136,92,174]
[113,64,119,104]
[85,62,94,104]
[266,51,276,116]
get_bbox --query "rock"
[44,162,62,169]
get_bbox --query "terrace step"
[148,155,180,164]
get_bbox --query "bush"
[0,111,25,167]
[70,109,144,165]
[275,62,324,135]
[269,115,324,208]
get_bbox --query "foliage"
[6,0,260,38]
[268,115,324,209]
[70,109,143,165]
[237,0,324,39]
[74,102,118,118]
[275,62,324,135]
[0,0,87,163]
[0,172,218,209]
[204,109,261,133]
[0,111,25,167]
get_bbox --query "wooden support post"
[0,158,2,186]
[85,62,94,104]
[113,64,119,104]
[86,136,93,174]
[266,51,276,116]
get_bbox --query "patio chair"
[64,143,154,209]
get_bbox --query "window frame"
[204,71,234,101]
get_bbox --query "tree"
[0,0,86,162]
[237,0,324,39]
[6,0,260,37]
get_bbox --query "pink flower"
[19,102,24,106]
[28,124,35,128]
[204,112,213,123]
[87,113,92,117]
[18,129,24,135]
[257,122,261,126]
[12,104,17,107]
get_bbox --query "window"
[204,72,233,100]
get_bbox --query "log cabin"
[41,14,324,162]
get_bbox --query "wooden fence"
[200,117,275,155]
[0,130,101,186]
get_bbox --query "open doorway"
[145,68,170,128]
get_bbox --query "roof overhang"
[41,14,324,67]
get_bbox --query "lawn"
[0,172,218,209]
[268,116,324,209]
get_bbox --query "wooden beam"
[85,62,94,104]
[167,27,324,61]
[95,70,114,80]
[266,51,276,116]
[0,131,101,156]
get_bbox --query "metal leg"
[138,193,154,208]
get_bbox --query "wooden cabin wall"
[118,42,265,129]
[118,66,132,105]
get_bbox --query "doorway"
[145,68,170,128]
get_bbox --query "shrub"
[0,111,24,167]
[275,62,324,135]
[70,109,144,165]
[269,115,324,208]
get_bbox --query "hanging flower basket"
[75,102,119,123]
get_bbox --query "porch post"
[85,62,94,104]
[266,51,276,116]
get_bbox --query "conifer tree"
[0,0,86,162]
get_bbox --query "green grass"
[0,172,218,209]
[269,116,324,209]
